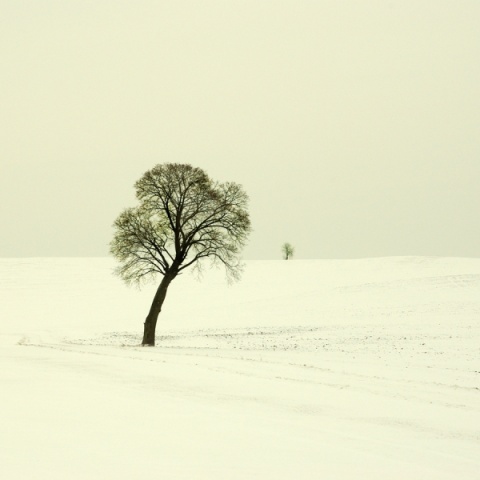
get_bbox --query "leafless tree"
[282,242,294,260]
[110,163,251,346]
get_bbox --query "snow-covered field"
[1,257,479,479]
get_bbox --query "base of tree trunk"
[142,319,157,346]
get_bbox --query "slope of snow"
[1,257,479,479]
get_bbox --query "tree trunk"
[142,272,176,346]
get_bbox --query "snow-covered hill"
[1,257,479,479]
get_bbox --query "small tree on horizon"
[282,242,294,260]
[110,163,251,346]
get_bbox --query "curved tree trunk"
[142,271,176,346]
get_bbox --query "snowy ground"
[1,257,479,479]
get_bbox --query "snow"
[1,257,479,479]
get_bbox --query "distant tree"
[282,242,294,260]
[110,163,251,346]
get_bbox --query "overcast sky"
[1,0,479,259]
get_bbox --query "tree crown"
[110,163,251,285]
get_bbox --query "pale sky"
[1,0,479,259]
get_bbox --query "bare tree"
[110,163,251,346]
[282,242,294,260]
